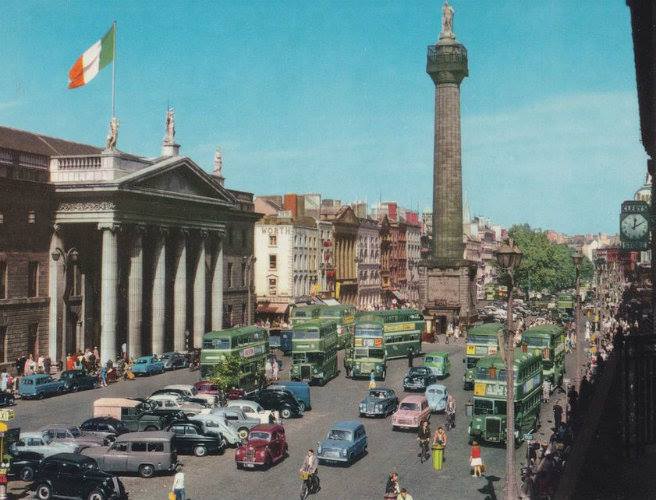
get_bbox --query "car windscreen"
[399,402,419,411]
[136,359,148,364]
[249,431,270,441]
[68,427,81,437]
[427,388,443,394]
[327,430,351,441]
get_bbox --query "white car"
[147,394,210,416]
[226,400,272,424]
[189,414,240,446]
[163,384,218,407]
[11,432,80,457]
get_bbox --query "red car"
[193,381,220,396]
[235,424,288,470]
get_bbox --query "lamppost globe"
[494,239,523,270]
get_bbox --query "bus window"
[474,399,494,415]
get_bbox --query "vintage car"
[0,392,15,407]
[18,374,66,399]
[161,352,189,371]
[33,453,127,500]
[147,394,210,416]
[425,384,449,413]
[268,381,311,411]
[150,389,211,408]
[358,388,398,418]
[226,400,272,424]
[39,425,105,449]
[245,389,304,419]
[92,398,175,432]
[82,431,179,478]
[10,431,80,457]
[162,384,217,407]
[209,407,260,440]
[235,424,288,470]
[8,450,43,482]
[316,421,367,465]
[59,369,98,392]
[167,421,226,456]
[424,352,451,378]
[402,366,438,392]
[194,381,221,397]
[189,413,240,446]
[131,356,165,376]
[391,395,431,431]
[80,417,130,442]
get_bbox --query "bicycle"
[300,471,320,499]
[445,410,456,431]
[418,438,430,463]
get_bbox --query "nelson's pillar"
[420,1,477,334]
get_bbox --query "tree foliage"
[506,224,593,296]
[208,352,242,392]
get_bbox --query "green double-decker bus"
[521,324,566,388]
[557,293,574,314]
[317,305,355,350]
[378,309,424,359]
[468,351,543,445]
[345,314,387,380]
[200,326,269,390]
[290,320,338,385]
[289,305,321,328]
[464,322,504,390]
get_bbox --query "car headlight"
[376,365,383,372]
[317,445,322,453]
[375,404,382,411]
[340,449,347,456]
[359,403,366,410]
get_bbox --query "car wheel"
[281,408,292,419]
[392,425,398,431]
[35,483,52,500]
[193,445,207,457]
[19,465,34,481]
[297,401,306,413]
[237,428,249,440]
[87,489,106,500]
[138,464,155,478]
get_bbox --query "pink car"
[391,395,431,431]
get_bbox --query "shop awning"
[256,304,289,315]
[321,298,340,306]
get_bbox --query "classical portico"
[48,149,236,364]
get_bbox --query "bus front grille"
[301,365,312,379]
[485,418,501,437]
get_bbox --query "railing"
[54,155,102,169]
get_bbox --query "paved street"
[7,340,539,500]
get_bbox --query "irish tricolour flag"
[68,25,115,89]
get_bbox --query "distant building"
[356,217,381,309]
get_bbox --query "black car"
[167,421,226,457]
[246,389,304,419]
[80,417,130,443]
[59,370,98,392]
[403,366,438,392]
[9,450,42,482]
[33,453,126,500]
[0,392,15,407]
[161,352,189,371]
[358,387,399,417]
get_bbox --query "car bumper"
[392,421,419,429]
[403,383,425,391]
[360,411,385,417]
[236,459,265,468]
[429,403,447,412]
[317,454,349,462]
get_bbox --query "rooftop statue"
[440,1,455,40]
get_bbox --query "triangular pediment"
[118,156,237,205]
[336,206,359,225]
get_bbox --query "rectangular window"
[27,261,39,297]
[0,261,6,299]
[131,442,147,452]
[269,235,277,246]
[0,326,6,364]
[71,264,82,297]
[227,262,233,288]
[0,212,3,224]
[269,255,277,270]
[27,210,35,224]
[269,278,277,296]
[241,262,246,287]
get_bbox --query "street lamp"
[572,250,583,390]
[242,256,256,325]
[51,247,79,361]
[494,238,522,500]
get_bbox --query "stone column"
[48,225,64,362]
[127,225,145,359]
[193,231,208,347]
[210,235,224,333]
[98,223,119,364]
[173,229,188,352]
[151,227,168,355]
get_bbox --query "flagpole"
[111,20,117,119]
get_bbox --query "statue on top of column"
[440,1,455,40]
[105,116,119,151]
[213,147,223,178]
[164,106,176,145]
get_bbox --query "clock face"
[621,213,649,240]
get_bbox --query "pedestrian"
[171,471,185,500]
[385,472,400,498]
[93,347,100,367]
[542,379,551,403]
[66,353,75,371]
[407,349,414,368]
[553,402,563,430]
[368,370,376,389]
[15,354,25,376]
[100,365,107,387]
[470,441,484,477]
[0,368,8,393]
[417,419,431,463]
[272,358,279,381]
[397,488,414,500]
[37,355,45,374]
[44,356,51,376]
[265,357,272,381]
[24,354,35,376]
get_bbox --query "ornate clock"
[620,200,650,250]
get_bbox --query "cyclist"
[446,394,456,430]
[417,420,431,463]
[299,449,320,499]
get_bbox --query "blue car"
[19,374,66,400]
[316,420,367,465]
[268,381,311,411]
[131,356,165,376]
[425,384,448,413]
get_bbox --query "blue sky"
[0,1,645,234]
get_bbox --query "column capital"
[132,223,147,234]
[177,227,190,238]
[199,229,209,239]
[97,222,121,232]
[53,223,63,234]
[155,225,170,237]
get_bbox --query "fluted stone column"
[48,225,64,361]
[173,229,188,352]
[210,236,224,334]
[151,227,167,355]
[127,225,145,359]
[193,231,208,348]
[99,223,119,364]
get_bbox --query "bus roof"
[317,305,355,317]
[475,351,540,370]
[467,322,504,336]
[355,314,384,326]
[292,319,337,331]
[203,325,266,340]
[523,324,564,338]
[290,305,321,318]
